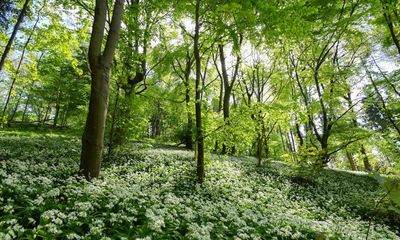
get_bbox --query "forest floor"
[0,130,399,239]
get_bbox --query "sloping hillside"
[0,131,399,239]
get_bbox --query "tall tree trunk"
[0,0,31,72]
[221,86,231,154]
[218,75,223,112]
[285,131,296,162]
[219,44,230,154]
[278,125,287,154]
[80,0,124,180]
[53,89,61,128]
[287,131,297,162]
[320,135,329,166]
[264,140,270,159]
[295,122,304,147]
[219,43,241,154]
[194,0,204,184]
[183,51,194,149]
[345,150,357,171]
[186,110,193,149]
[360,145,372,172]
[256,120,267,167]
[289,130,297,153]
[213,59,223,153]
[256,132,262,167]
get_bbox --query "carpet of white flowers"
[0,131,399,239]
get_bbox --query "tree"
[1,3,42,125]
[0,0,31,72]
[217,39,242,154]
[194,0,204,183]
[379,0,400,57]
[172,46,194,149]
[80,0,124,179]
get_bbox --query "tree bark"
[80,0,124,180]
[256,132,262,167]
[194,0,204,184]
[278,125,287,153]
[0,0,31,72]
[345,150,357,171]
[184,51,193,149]
[295,122,304,147]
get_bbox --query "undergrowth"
[0,131,399,239]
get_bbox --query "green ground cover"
[0,131,399,239]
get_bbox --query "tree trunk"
[194,0,204,184]
[360,145,372,172]
[184,51,193,149]
[0,0,31,72]
[213,60,223,153]
[1,76,17,125]
[80,0,124,180]
[264,140,270,159]
[295,122,304,147]
[53,89,61,128]
[221,86,231,154]
[345,150,357,171]
[256,133,262,167]
[186,112,193,149]
[289,130,297,153]
[218,42,241,155]
[278,125,287,153]
[286,131,297,163]
[320,135,329,166]
[218,75,223,112]
[219,44,230,154]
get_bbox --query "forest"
[1,0,400,239]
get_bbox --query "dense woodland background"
[1,0,400,239]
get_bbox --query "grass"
[0,130,399,239]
